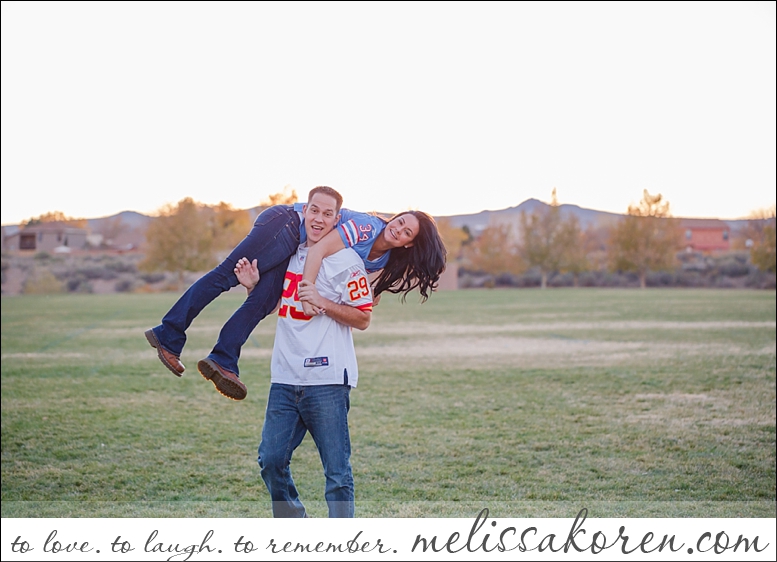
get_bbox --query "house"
[436,261,459,290]
[3,223,88,253]
[679,219,731,253]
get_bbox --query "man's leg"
[258,383,309,518]
[300,382,354,518]
[147,205,300,369]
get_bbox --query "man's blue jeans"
[258,382,354,518]
[151,205,300,374]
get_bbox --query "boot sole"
[197,358,247,401]
[144,329,184,377]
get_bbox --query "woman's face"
[383,213,420,248]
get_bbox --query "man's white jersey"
[270,244,372,387]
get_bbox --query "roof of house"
[17,223,88,234]
[679,218,730,229]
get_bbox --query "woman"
[300,205,446,314]
[145,186,446,400]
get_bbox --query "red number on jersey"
[347,276,370,301]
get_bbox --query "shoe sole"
[197,358,247,401]
[144,329,184,377]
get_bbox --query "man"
[235,185,371,518]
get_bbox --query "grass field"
[1,288,774,518]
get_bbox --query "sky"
[1,1,775,226]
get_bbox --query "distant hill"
[86,210,153,232]
[442,199,762,235]
[438,198,626,234]
[5,201,760,250]
[84,211,154,249]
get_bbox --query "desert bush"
[674,271,706,287]
[140,272,166,284]
[33,251,53,262]
[745,271,777,290]
[715,257,751,277]
[114,277,137,293]
[66,274,93,293]
[23,269,65,294]
[548,272,574,287]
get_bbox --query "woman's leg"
[148,205,300,359]
[205,256,290,375]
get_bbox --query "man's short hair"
[308,186,343,212]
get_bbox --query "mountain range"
[3,200,755,250]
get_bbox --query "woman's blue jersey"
[294,204,391,273]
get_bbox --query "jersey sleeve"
[337,210,384,250]
[331,262,373,312]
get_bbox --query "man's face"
[303,193,340,244]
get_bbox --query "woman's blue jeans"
[151,205,300,374]
[258,382,354,518]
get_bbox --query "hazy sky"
[2,1,775,225]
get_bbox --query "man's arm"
[297,280,371,331]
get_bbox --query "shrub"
[715,258,750,277]
[66,274,93,293]
[140,272,166,284]
[33,252,53,262]
[548,273,574,287]
[115,278,136,293]
[23,270,65,294]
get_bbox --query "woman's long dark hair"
[371,210,447,302]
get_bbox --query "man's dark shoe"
[197,358,248,401]
[145,329,185,377]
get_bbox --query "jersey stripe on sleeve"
[339,220,359,248]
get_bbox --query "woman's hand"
[234,257,260,292]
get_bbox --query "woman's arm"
[299,229,347,315]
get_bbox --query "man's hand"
[297,280,324,316]
[235,257,260,293]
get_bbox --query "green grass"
[1,288,774,518]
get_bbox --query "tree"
[436,217,469,262]
[463,221,522,275]
[23,211,87,229]
[139,198,218,289]
[516,188,567,288]
[557,213,588,287]
[261,185,298,207]
[209,202,253,254]
[94,216,129,247]
[608,190,680,288]
[745,206,776,273]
